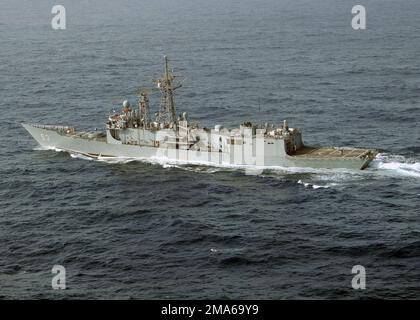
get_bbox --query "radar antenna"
[155,56,182,129]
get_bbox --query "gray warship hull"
[22,123,376,170]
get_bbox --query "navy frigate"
[23,57,377,170]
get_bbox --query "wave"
[70,153,94,161]
[33,146,66,153]
[297,179,337,189]
[370,153,420,178]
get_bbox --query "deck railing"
[32,124,74,133]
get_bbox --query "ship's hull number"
[40,133,50,142]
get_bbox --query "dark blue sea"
[1,0,419,299]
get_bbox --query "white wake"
[34,147,420,181]
[370,153,420,178]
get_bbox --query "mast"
[156,56,181,129]
[139,91,150,127]
[165,56,177,127]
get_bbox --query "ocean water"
[1,0,419,299]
